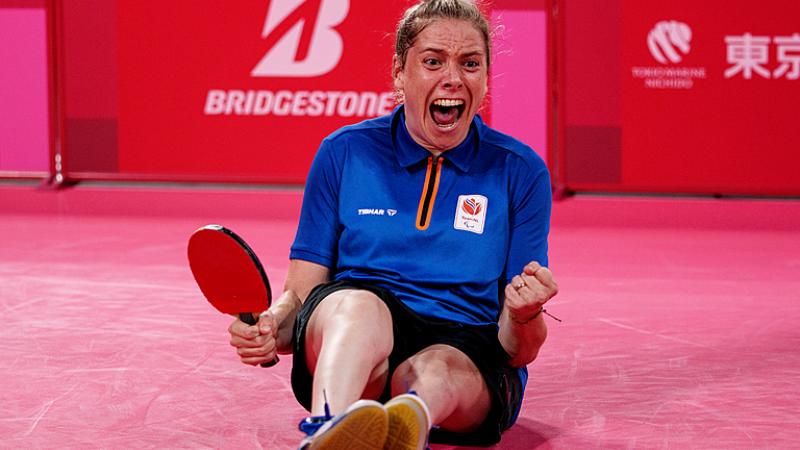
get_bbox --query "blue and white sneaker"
[383,393,431,450]
[298,399,388,450]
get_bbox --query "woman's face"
[393,19,489,153]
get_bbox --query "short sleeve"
[504,157,552,283]
[289,138,343,268]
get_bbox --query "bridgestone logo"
[252,0,349,77]
[203,1,391,118]
[204,89,395,117]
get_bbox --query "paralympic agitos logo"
[204,0,395,118]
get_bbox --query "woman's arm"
[498,262,558,367]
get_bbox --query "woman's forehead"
[412,18,486,52]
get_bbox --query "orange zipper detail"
[415,156,443,231]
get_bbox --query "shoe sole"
[384,395,431,450]
[309,402,388,450]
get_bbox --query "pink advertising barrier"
[0,2,50,178]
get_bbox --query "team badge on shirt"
[454,195,487,234]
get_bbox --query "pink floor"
[1,184,799,449]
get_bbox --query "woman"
[228,1,558,449]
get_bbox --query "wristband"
[512,307,562,324]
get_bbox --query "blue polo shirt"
[290,106,552,326]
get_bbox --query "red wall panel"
[56,0,407,183]
[555,0,800,196]
[53,0,547,185]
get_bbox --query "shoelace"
[298,390,334,436]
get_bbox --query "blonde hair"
[395,0,492,70]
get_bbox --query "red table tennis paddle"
[188,224,278,367]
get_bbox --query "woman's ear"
[392,54,404,92]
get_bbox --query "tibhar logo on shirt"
[358,209,397,216]
[454,195,487,234]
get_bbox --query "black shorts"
[290,280,524,447]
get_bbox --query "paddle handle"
[239,313,279,368]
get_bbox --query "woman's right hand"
[227,259,331,366]
[228,311,279,367]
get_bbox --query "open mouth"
[429,99,466,129]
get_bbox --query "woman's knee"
[393,345,477,383]
[312,290,392,333]
[306,290,394,362]
[391,345,491,430]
